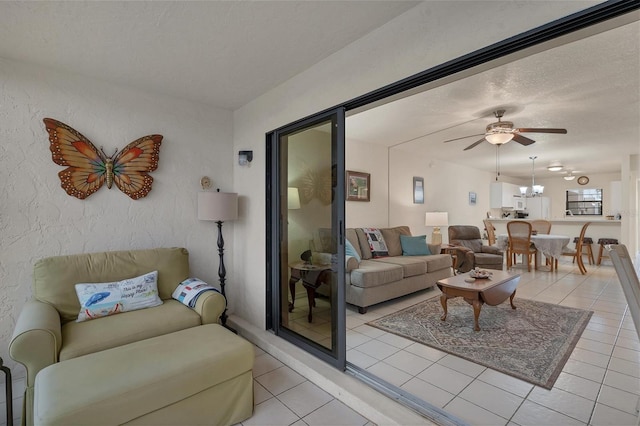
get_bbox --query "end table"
[288,263,332,322]
[440,244,459,275]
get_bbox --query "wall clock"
[577,176,589,185]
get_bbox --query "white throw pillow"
[75,271,162,322]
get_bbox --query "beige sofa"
[315,227,453,313]
[10,247,253,426]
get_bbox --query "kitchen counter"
[486,218,621,247]
[489,218,621,224]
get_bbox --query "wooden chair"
[530,219,552,235]
[507,221,537,272]
[483,219,497,246]
[556,222,591,275]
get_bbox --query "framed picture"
[346,171,370,202]
[413,177,424,204]
[469,191,477,205]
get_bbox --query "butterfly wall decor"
[44,118,163,200]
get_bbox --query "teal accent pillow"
[345,239,361,262]
[400,235,431,256]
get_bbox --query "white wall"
[346,140,389,228]
[0,58,233,375]
[534,172,621,219]
[388,147,495,242]
[232,1,598,328]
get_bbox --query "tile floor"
[284,258,640,426]
[2,259,638,426]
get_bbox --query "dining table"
[497,233,571,271]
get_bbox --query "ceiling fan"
[443,109,567,151]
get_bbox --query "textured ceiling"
[347,19,640,179]
[0,1,418,109]
[0,2,637,179]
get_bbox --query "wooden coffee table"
[437,270,521,331]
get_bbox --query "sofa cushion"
[59,299,201,361]
[381,226,412,257]
[75,271,163,322]
[400,235,431,256]
[411,254,453,273]
[474,252,504,266]
[34,248,190,323]
[350,260,404,288]
[355,229,372,259]
[373,257,426,278]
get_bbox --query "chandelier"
[519,156,544,197]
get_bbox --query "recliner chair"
[448,225,504,273]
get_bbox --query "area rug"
[367,297,592,389]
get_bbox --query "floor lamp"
[198,189,238,330]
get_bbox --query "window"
[566,188,603,216]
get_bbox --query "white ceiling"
[347,18,640,179]
[0,1,418,109]
[0,2,637,179]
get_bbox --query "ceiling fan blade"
[512,133,536,146]
[443,133,484,143]
[464,138,486,151]
[516,128,567,134]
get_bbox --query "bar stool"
[597,238,619,265]
[573,236,595,265]
[0,357,12,426]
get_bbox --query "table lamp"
[425,212,449,245]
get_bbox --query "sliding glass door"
[267,108,346,368]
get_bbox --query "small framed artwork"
[469,191,477,205]
[413,177,424,204]
[346,171,370,202]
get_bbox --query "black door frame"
[265,0,638,375]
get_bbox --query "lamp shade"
[485,133,514,145]
[425,212,449,227]
[288,187,301,210]
[198,191,238,221]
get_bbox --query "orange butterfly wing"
[44,118,107,199]
[112,134,163,200]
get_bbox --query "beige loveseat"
[315,227,453,314]
[10,247,253,426]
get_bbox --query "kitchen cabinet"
[490,182,521,208]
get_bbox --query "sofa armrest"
[192,291,227,324]
[481,245,503,255]
[10,300,62,387]
[451,246,474,273]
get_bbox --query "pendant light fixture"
[520,156,544,197]
[530,156,544,195]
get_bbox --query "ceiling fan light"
[547,162,563,172]
[485,133,514,145]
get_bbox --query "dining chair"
[506,221,537,272]
[483,219,497,246]
[530,219,552,235]
[556,222,591,274]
